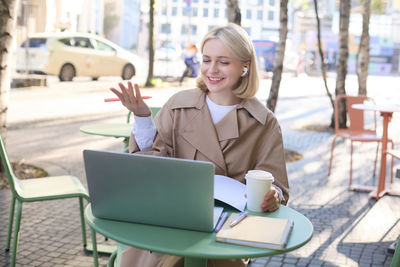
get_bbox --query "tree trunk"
[334,0,351,128]
[226,0,241,25]
[356,0,371,96]
[267,0,288,112]
[0,0,19,138]
[145,0,155,87]
[313,0,334,110]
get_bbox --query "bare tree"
[313,0,334,111]
[356,0,371,96]
[226,0,241,25]
[0,0,19,137]
[145,0,155,87]
[334,0,351,128]
[267,0,288,112]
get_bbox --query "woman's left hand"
[261,187,280,212]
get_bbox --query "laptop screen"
[83,149,220,232]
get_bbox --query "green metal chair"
[392,238,400,267]
[0,133,90,267]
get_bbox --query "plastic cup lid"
[245,170,274,181]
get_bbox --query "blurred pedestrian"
[179,44,200,85]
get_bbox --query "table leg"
[184,257,207,267]
[370,112,392,200]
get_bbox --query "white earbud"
[241,66,248,77]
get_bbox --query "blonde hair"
[196,23,259,99]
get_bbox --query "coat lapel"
[180,102,227,173]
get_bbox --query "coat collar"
[169,88,269,126]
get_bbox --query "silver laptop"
[83,149,223,232]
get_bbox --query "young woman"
[110,23,289,267]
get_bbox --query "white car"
[16,32,142,81]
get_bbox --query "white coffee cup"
[245,170,274,212]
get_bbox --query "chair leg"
[328,136,338,176]
[350,141,354,187]
[10,201,22,267]
[6,196,16,251]
[90,227,99,267]
[107,249,118,267]
[373,142,379,177]
[390,141,395,184]
[78,197,87,247]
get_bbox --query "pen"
[214,212,228,232]
[104,96,152,102]
[230,211,248,227]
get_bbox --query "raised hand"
[110,82,151,117]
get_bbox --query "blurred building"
[148,0,281,54]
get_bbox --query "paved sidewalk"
[1,75,400,266]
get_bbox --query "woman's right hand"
[110,82,151,117]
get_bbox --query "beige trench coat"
[123,88,289,267]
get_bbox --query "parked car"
[16,32,142,81]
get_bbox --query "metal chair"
[328,95,394,188]
[391,237,400,267]
[387,149,400,185]
[0,133,90,267]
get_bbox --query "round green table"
[84,204,313,267]
[80,123,131,152]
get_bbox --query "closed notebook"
[215,213,294,250]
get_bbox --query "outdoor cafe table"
[85,204,313,267]
[80,123,131,152]
[352,103,400,200]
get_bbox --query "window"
[257,10,263,20]
[208,25,217,31]
[172,7,177,16]
[191,25,197,35]
[244,28,251,35]
[258,0,264,4]
[182,7,189,16]
[161,24,171,34]
[246,10,252,19]
[181,25,188,34]
[95,40,115,52]
[214,8,219,18]
[268,10,274,21]
[58,38,72,46]
[203,8,208,17]
[73,37,93,48]
[162,7,167,15]
[21,38,47,48]
[269,0,274,5]
[181,25,197,35]
[192,7,198,16]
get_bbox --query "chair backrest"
[334,94,376,133]
[0,134,22,196]
[127,107,161,123]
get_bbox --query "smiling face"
[200,38,247,102]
